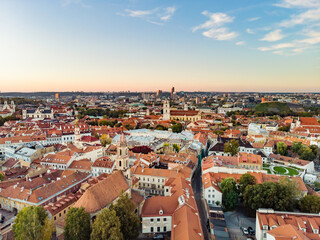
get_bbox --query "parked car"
[153,234,164,239]
[0,214,5,224]
[248,227,255,235]
[241,227,249,235]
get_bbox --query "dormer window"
[159,210,163,215]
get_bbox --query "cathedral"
[0,101,15,118]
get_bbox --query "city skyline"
[0,0,319,92]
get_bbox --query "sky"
[0,0,319,92]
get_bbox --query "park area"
[263,164,301,176]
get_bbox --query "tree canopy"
[224,139,239,156]
[13,206,55,240]
[64,207,91,240]
[220,178,238,211]
[299,195,320,213]
[243,181,296,216]
[238,173,256,195]
[276,142,287,156]
[91,208,123,240]
[110,192,140,240]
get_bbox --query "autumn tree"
[64,207,91,240]
[91,208,123,240]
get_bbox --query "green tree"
[221,178,238,211]
[278,125,290,132]
[301,147,316,161]
[155,124,167,131]
[239,173,256,195]
[110,192,140,240]
[292,142,304,155]
[64,207,91,240]
[221,178,237,194]
[13,206,54,240]
[171,123,183,133]
[224,139,239,156]
[299,195,320,213]
[276,142,287,156]
[0,172,4,181]
[172,144,180,153]
[91,208,123,240]
[243,181,296,216]
[224,191,239,211]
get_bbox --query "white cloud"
[246,28,254,34]
[236,41,245,45]
[298,30,320,44]
[202,28,238,40]
[160,7,176,21]
[192,12,234,32]
[258,43,296,51]
[274,0,320,8]
[260,29,284,42]
[248,17,260,22]
[280,8,320,27]
[121,6,176,25]
[193,11,238,41]
[124,9,154,17]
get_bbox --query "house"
[256,209,320,240]
[131,165,191,196]
[41,150,76,170]
[44,193,82,222]
[91,157,115,176]
[0,171,90,214]
[202,172,223,207]
[208,136,255,156]
[141,175,204,240]
[73,171,130,217]
[238,153,262,170]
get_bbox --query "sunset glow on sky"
[0,0,319,92]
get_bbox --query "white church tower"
[163,100,170,120]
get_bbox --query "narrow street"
[192,165,210,240]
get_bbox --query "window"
[150,218,154,222]
[151,227,154,233]
[157,218,160,222]
[164,218,167,222]
[157,227,160,232]
[164,226,167,232]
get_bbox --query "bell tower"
[163,100,170,120]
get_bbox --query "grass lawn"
[286,167,299,176]
[263,168,271,174]
[273,166,299,176]
[263,163,270,168]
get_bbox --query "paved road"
[224,208,256,240]
[192,165,210,240]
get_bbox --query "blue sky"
[0,0,319,92]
